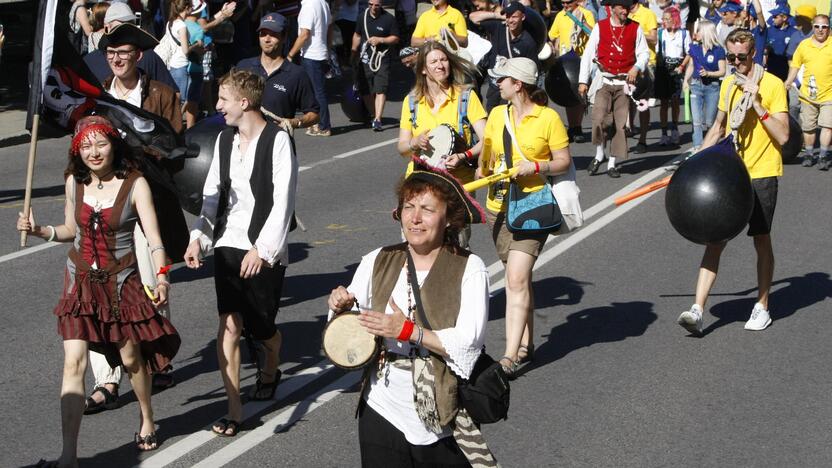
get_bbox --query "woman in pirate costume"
[327,160,499,467]
[18,116,180,465]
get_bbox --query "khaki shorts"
[800,101,832,132]
[486,210,548,263]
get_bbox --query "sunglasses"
[726,52,750,62]
[813,24,830,30]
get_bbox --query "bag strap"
[169,23,182,47]
[457,88,470,137]
[405,249,433,330]
[503,105,530,162]
[409,92,418,130]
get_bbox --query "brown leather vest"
[362,242,470,427]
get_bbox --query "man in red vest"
[578,0,650,178]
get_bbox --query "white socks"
[595,145,605,161]
[608,157,616,169]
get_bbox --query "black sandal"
[517,344,535,364]
[249,368,282,401]
[499,356,519,380]
[134,432,158,451]
[212,418,241,437]
[84,386,119,415]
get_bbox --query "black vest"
[213,122,281,244]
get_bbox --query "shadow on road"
[517,301,657,378]
[0,184,65,203]
[699,272,832,335]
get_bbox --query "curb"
[0,130,31,149]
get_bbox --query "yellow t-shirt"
[548,7,596,56]
[411,6,468,41]
[481,104,570,213]
[718,72,788,179]
[400,87,487,183]
[790,38,832,102]
[628,5,658,65]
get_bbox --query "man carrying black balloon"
[678,29,789,335]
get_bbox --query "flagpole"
[20,114,40,248]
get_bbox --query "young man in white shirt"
[287,0,333,136]
[184,69,298,436]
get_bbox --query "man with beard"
[238,13,320,132]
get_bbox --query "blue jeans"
[690,79,720,148]
[170,66,190,105]
[302,58,331,130]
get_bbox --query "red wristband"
[759,111,769,122]
[534,161,540,174]
[465,149,474,160]
[398,320,415,341]
[157,265,171,276]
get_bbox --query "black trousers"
[359,404,470,468]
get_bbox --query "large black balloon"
[781,115,802,163]
[341,82,370,123]
[665,137,754,245]
[545,51,582,107]
[172,114,225,215]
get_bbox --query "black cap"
[503,1,525,16]
[99,23,159,51]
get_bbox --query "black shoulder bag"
[406,250,510,424]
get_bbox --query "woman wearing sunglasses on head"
[478,57,573,378]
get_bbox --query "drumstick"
[463,168,519,192]
[614,176,671,206]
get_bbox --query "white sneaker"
[671,129,680,145]
[744,303,772,331]
[677,305,703,335]
[660,135,670,146]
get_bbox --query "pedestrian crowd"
[16,0,832,466]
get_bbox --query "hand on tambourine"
[410,133,430,152]
[357,298,408,339]
[445,153,465,169]
[328,286,356,314]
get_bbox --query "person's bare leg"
[503,250,536,363]
[753,234,774,310]
[639,109,650,144]
[57,339,88,468]
[694,242,728,310]
[374,93,387,122]
[257,329,282,386]
[660,100,669,128]
[118,339,156,449]
[216,313,243,430]
[671,96,680,124]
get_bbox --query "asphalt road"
[1,75,831,468]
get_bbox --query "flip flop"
[134,432,158,451]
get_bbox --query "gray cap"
[104,2,137,25]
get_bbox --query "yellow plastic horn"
[462,168,519,192]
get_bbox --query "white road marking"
[0,241,58,264]
[136,361,336,467]
[190,372,362,468]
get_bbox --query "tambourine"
[322,312,380,370]
[420,124,468,169]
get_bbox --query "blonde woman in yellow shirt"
[479,57,572,378]
[398,42,486,186]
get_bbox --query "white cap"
[488,57,538,85]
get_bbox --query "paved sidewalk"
[0,109,31,148]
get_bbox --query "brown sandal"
[134,432,158,451]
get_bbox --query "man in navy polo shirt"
[237,13,320,132]
[764,4,797,81]
[716,1,742,46]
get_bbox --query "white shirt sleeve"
[254,131,298,266]
[433,255,490,379]
[298,3,314,31]
[579,25,600,84]
[188,137,222,252]
[634,27,650,72]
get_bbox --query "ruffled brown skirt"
[54,268,181,373]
